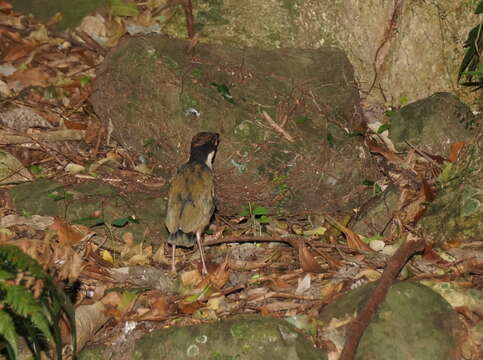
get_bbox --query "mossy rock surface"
[91,35,379,215]
[12,0,108,31]
[319,281,461,360]
[9,179,167,245]
[133,315,327,360]
[421,132,482,244]
[389,92,476,155]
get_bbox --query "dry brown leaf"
[264,301,300,312]
[260,305,271,316]
[367,139,404,164]
[228,258,269,271]
[320,281,343,301]
[449,141,465,163]
[137,294,173,321]
[8,67,50,87]
[126,246,151,266]
[0,13,23,28]
[55,245,83,282]
[3,44,34,62]
[178,300,203,315]
[11,239,53,269]
[0,1,12,10]
[270,277,290,291]
[180,269,202,286]
[50,217,86,245]
[209,257,229,289]
[298,243,323,273]
[329,218,372,252]
[63,118,88,130]
[354,269,382,282]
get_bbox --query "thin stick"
[339,234,425,360]
[261,110,294,143]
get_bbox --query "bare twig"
[0,129,85,144]
[261,110,295,142]
[339,234,425,360]
[203,235,300,247]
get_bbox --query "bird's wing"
[165,163,215,234]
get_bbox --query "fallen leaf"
[295,273,312,295]
[449,141,465,163]
[101,249,114,263]
[3,44,34,62]
[298,243,323,273]
[178,300,203,315]
[8,67,50,87]
[0,1,12,10]
[50,217,88,245]
[327,217,372,252]
[209,257,230,289]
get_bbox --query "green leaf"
[475,1,483,14]
[327,132,335,147]
[384,110,397,117]
[295,116,308,124]
[30,164,43,175]
[110,0,139,17]
[374,183,382,194]
[347,131,364,137]
[72,216,106,227]
[253,206,268,216]
[79,75,91,87]
[437,162,455,184]
[47,191,72,201]
[211,82,235,104]
[377,123,390,134]
[362,180,375,186]
[362,234,384,242]
[257,215,270,224]
[239,205,250,217]
[399,95,409,105]
[0,310,18,360]
[461,198,480,217]
[111,216,137,227]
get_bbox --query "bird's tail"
[167,229,195,248]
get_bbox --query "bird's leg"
[196,232,208,275]
[171,244,176,272]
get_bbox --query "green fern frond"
[0,245,76,360]
[0,245,47,280]
[0,310,18,359]
[0,269,15,281]
[0,283,53,343]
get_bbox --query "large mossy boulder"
[421,131,482,244]
[12,0,107,31]
[319,281,461,360]
[389,92,476,155]
[91,35,379,214]
[9,179,167,245]
[78,315,327,360]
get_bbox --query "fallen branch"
[339,234,425,360]
[0,129,85,144]
[203,235,300,247]
[261,110,295,143]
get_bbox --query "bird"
[165,132,220,275]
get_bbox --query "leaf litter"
[0,1,481,359]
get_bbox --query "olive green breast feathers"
[165,162,215,247]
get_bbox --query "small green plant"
[459,1,483,88]
[0,245,76,360]
[362,179,382,195]
[240,203,270,235]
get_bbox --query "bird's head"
[189,132,220,168]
